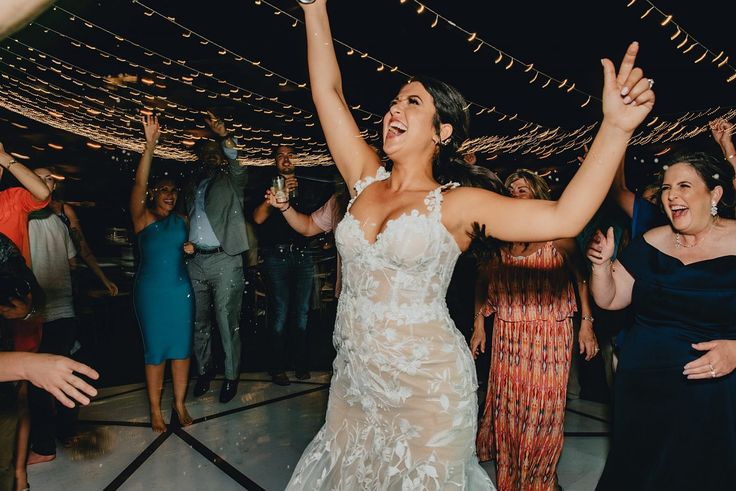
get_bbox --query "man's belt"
[195,246,225,255]
[260,243,309,253]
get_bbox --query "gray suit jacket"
[188,155,250,256]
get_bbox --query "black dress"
[597,237,736,491]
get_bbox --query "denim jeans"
[260,247,315,373]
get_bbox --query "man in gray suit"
[186,113,248,403]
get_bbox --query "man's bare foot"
[150,411,167,432]
[27,450,55,465]
[174,403,193,426]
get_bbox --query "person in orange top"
[0,143,51,265]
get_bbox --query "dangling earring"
[711,201,718,216]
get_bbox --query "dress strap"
[424,181,460,215]
[348,166,390,210]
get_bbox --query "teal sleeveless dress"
[133,214,193,364]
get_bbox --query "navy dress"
[133,214,194,364]
[597,236,736,491]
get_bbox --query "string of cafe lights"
[248,0,612,158]
[129,0,611,157]
[2,32,346,161]
[1,40,323,157]
[13,25,338,151]
[50,1,606,158]
[45,6,334,129]
[0,71,196,160]
[625,0,736,84]
[125,0,386,126]
[398,0,601,109]
[10,4,730,163]
[251,0,544,128]
[0,53,329,164]
[0,70,333,165]
[245,0,736,156]
[630,106,736,146]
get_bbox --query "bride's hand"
[298,0,326,10]
[601,42,655,134]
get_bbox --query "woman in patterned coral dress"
[290,1,654,488]
[472,171,599,491]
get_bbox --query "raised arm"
[450,42,654,244]
[0,0,54,40]
[205,111,248,190]
[63,204,118,296]
[709,118,736,175]
[586,227,634,310]
[300,0,380,190]
[0,143,50,201]
[130,114,160,233]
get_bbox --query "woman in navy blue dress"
[588,152,736,490]
[131,115,194,432]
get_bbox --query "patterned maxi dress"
[287,167,495,490]
[477,242,577,491]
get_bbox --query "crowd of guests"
[1,91,734,491]
[0,2,735,490]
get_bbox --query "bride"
[287,1,655,488]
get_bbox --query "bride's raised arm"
[449,42,655,244]
[301,0,381,191]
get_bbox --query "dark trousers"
[260,247,314,373]
[29,317,77,456]
[187,252,244,380]
[0,384,17,491]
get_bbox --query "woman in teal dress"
[130,114,194,432]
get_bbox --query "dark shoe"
[219,379,239,403]
[271,371,290,386]
[295,370,311,380]
[193,375,211,397]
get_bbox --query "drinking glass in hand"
[272,175,288,204]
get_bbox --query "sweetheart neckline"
[342,210,461,254]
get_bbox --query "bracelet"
[280,204,291,212]
[582,315,595,323]
[2,159,17,170]
[727,154,736,161]
[590,259,614,272]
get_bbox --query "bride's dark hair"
[385,75,504,260]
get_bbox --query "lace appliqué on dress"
[286,167,495,490]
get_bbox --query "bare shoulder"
[641,225,670,246]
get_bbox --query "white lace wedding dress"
[286,167,494,490]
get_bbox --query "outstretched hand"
[26,354,99,408]
[709,118,733,148]
[586,227,616,267]
[141,113,160,148]
[601,42,655,133]
[204,111,227,137]
[0,294,32,319]
[265,189,290,211]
